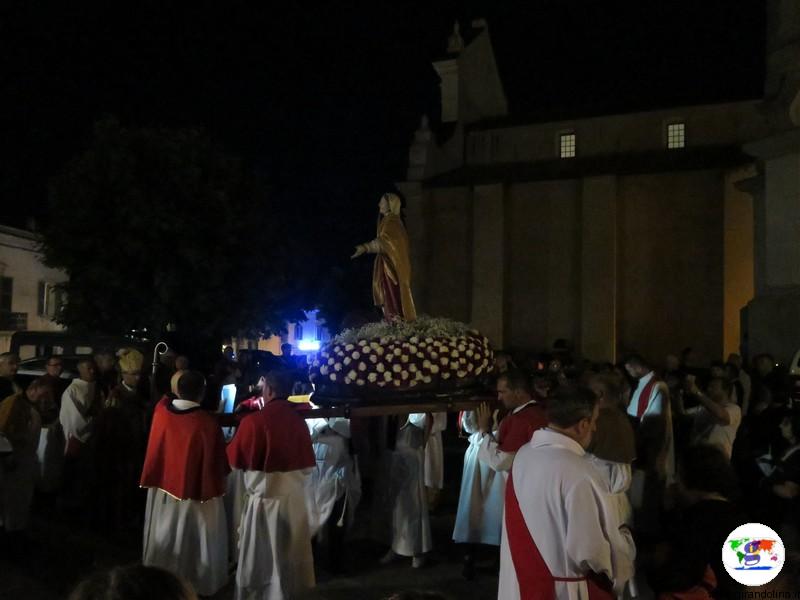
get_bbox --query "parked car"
[10,331,150,361]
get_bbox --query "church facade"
[399,4,800,366]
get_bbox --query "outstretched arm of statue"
[350,239,381,259]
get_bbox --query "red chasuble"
[226,399,315,473]
[140,402,230,501]
[498,402,548,453]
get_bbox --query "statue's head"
[379,193,402,216]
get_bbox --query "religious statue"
[351,193,417,322]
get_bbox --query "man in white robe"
[305,416,361,573]
[59,358,99,454]
[499,385,633,600]
[226,370,316,600]
[378,412,432,568]
[424,412,447,509]
[624,353,674,534]
[140,371,230,597]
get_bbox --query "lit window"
[667,122,685,149]
[559,133,576,158]
[295,323,303,341]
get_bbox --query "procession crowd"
[0,342,798,599]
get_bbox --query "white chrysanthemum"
[423,376,432,384]
[422,359,432,369]
[345,344,355,351]
[377,380,386,387]
[467,363,474,372]
[442,371,451,380]
[330,373,337,381]
[392,364,402,373]
[407,345,417,354]
[415,370,425,381]
[352,351,361,360]
[384,352,394,362]
[357,339,368,346]
[328,357,335,365]
[408,364,418,372]
[416,352,424,358]
[418,342,427,349]
[440,357,449,366]
[356,379,365,386]
[400,354,409,363]
[347,369,358,380]
[466,349,474,358]
[335,347,344,356]
[376,363,386,373]
[362,345,372,354]
[370,341,380,349]
[430,352,439,360]
[400,371,409,380]
[312,360,320,367]
[459,357,467,365]
[409,336,419,344]
[393,379,402,387]
[379,337,389,345]
[474,366,483,376]
[369,354,378,364]
[320,365,329,375]
[368,372,378,383]
[375,346,385,355]
[383,371,392,382]
[430,364,440,375]
[358,362,367,372]
[334,362,343,372]
[343,356,352,366]
[451,350,460,358]
[425,337,433,344]
[458,344,466,352]
[409,379,418,387]
[457,370,467,378]
[450,360,459,370]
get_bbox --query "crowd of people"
[0,341,798,599]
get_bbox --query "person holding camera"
[677,375,742,461]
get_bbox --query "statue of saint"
[351,193,417,322]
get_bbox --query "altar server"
[227,370,316,600]
[140,371,230,597]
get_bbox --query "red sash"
[506,473,613,600]
[636,376,660,419]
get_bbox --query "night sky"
[0,1,765,233]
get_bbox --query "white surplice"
[377,413,432,557]
[305,417,361,539]
[625,371,675,483]
[424,412,447,490]
[235,469,315,600]
[59,379,96,450]
[142,488,229,597]
[452,410,505,546]
[498,429,632,600]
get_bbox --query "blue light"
[298,340,321,351]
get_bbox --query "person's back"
[140,371,229,597]
[499,386,628,600]
[226,370,316,600]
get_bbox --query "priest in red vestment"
[476,370,548,473]
[140,370,230,597]
[226,370,316,600]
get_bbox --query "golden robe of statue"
[351,193,417,321]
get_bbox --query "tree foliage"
[41,117,308,347]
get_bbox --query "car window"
[18,345,36,360]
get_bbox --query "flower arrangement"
[310,316,494,396]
